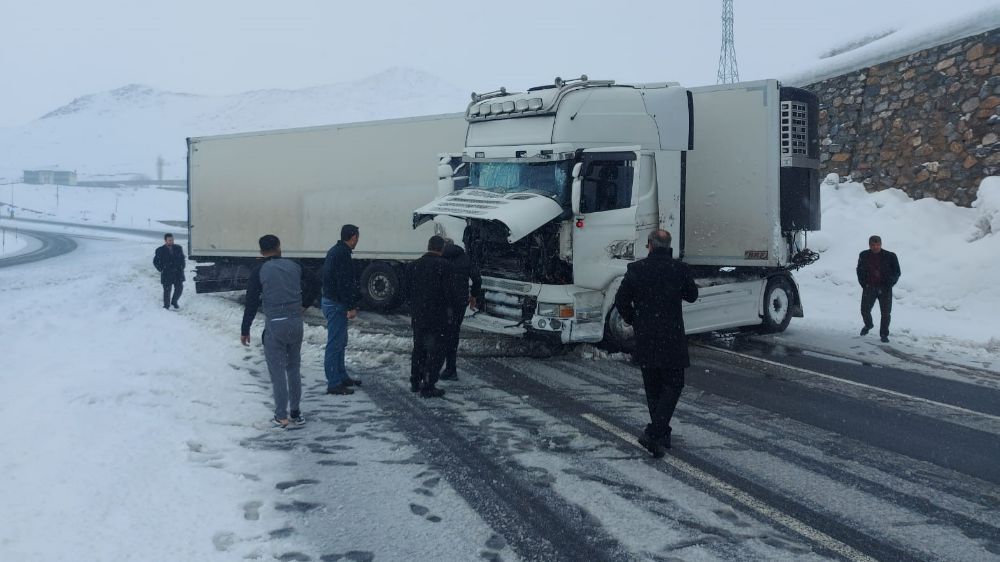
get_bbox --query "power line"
[717,0,740,84]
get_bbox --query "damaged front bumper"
[465,277,605,344]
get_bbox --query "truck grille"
[482,291,535,322]
[482,277,532,294]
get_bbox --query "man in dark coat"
[407,235,455,398]
[615,230,699,457]
[321,224,361,395]
[439,240,483,381]
[153,233,185,310]
[856,234,901,343]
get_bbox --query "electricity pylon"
[717,0,740,84]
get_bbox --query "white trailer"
[414,77,821,348]
[187,113,467,309]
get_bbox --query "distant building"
[23,168,77,185]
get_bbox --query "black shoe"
[880,335,890,343]
[660,432,672,450]
[289,411,305,426]
[638,431,666,458]
[860,325,872,336]
[420,386,446,398]
[344,376,362,387]
[163,305,170,310]
[171,302,179,309]
[439,370,458,381]
[326,383,354,395]
[410,382,421,393]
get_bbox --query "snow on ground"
[0,234,513,561]
[0,182,184,232]
[778,175,1000,376]
[2,175,999,560]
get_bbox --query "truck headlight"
[537,303,574,318]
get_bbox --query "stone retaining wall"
[805,28,999,206]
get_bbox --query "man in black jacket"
[153,233,185,310]
[321,224,361,395]
[615,230,699,457]
[407,235,455,398]
[241,235,320,428]
[856,234,901,343]
[439,240,483,381]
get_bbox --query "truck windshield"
[467,161,574,204]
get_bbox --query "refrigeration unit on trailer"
[414,76,821,348]
[187,113,467,310]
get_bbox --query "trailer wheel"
[360,262,402,312]
[760,276,794,333]
[600,305,635,353]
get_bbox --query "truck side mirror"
[571,162,583,215]
[438,163,455,197]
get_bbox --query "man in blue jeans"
[322,224,361,395]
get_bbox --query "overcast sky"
[2,0,996,127]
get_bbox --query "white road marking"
[581,413,880,562]
[701,345,1000,424]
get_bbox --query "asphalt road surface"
[0,229,77,268]
[312,313,1000,561]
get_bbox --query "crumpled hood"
[413,189,564,243]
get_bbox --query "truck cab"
[415,76,820,347]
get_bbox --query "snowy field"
[0,182,185,232]
[1,176,998,560]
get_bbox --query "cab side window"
[580,159,634,213]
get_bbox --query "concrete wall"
[804,28,1000,206]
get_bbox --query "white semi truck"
[187,114,467,309]
[414,76,821,349]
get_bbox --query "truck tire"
[360,262,403,312]
[600,305,635,353]
[760,276,794,333]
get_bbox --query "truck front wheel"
[360,262,403,312]
[760,276,794,333]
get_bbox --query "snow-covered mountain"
[0,67,469,180]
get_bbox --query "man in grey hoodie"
[241,234,320,428]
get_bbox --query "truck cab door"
[570,148,641,290]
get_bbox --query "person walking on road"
[153,233,185,310]
[856,234,901,343]
[439,239,483,381]
[407,235,455,398]
[240,234,320,428]
[322,224,361,395]
[615,230,699,458]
